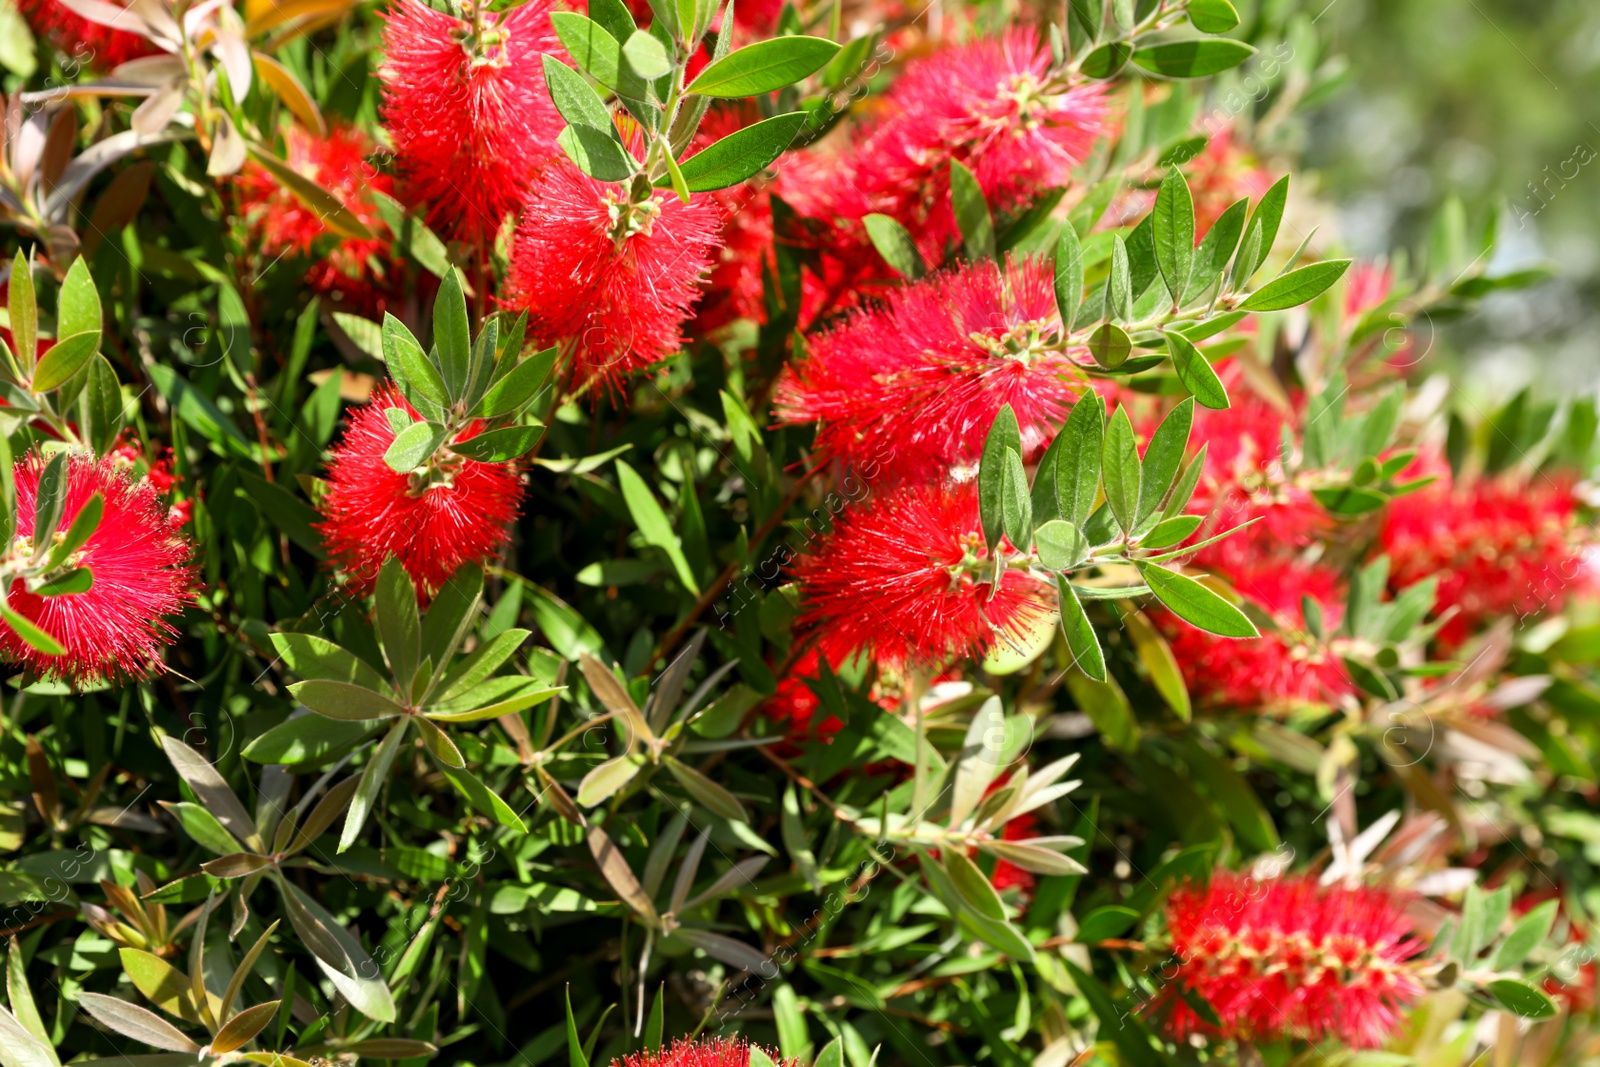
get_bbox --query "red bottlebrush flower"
[17,0,159,69]
[1344,261,1394,323]
[234,124,397,313]
[1158,872,1424,1048]
[791,482,1052,669]
[318,387,525,597]
[0,454,195,684]
[1380,475,1588,648]
[774,257,1086,478]
[1157,560,1352,711]
[506,154,721,391]
[692,106,776,331]
[612,1039,785,1067]
[380,0,563,243]
[780,27,1110,296]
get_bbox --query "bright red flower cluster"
[1158,560,1352,711]
[1159,872,1424,1048]
[380,0,564,243]
[613,1039,783,1067]
[318,388,525,597]
[781,27,1110,311]
[17,0,158,69]
[1,454,195,684]
[507,153,721,391]
[234,125,397,313]
[775,256,1085,478]
[1381,474,1587,647]
[790,482,1052,669]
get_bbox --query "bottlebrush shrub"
[1,1,1597,1066]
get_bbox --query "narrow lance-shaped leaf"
[978,405,1023,551]
[1136,562,1258,638]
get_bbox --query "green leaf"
[31,568,90,597]
[383,419,447,473]
[616,460,700,593]
[1101,407,1141,536]
[1033,391,1103,528]
[676,112,805,190]
[1087,322,1132,369]
[376,556,422,695]
[475,345,557,419]
[1000,447,1032,548]
[449,424,543,463]
[1239,259,1353,312]
[1164,329,1229,409]
[8,252,36,376]
[1490,899,1558,971]
[1187,0,1240,32]
[242,715,377,766]
[55,256,101,346]
[0,604,62,657]
[383,313,449,409]
[943,849,1005,922]
[340,718,408,851]
[1249,175,1290,267]
[1107,235,1133,322]
[1133,38,1256,77]
[1057,576,1106,681]
[268,633,390,691]
[1080,40,1131,79]
[290,680,406,721]
[433,269,471,397]
[1138,397,1194,523]
[1062,961,1166,1067]
[1188,197,1248,299]
[1142,514,1203,548]
[1488,978,1557,1020]
[621,28,671,77]
[863,214,926,279]
[1035,520,1089,571]
[1152,166,1195,305]
[1054,223,1084,331]
[1077,905,1138,942]
[543,54,618,135]
[978,405,1023,551]
[31,331,98,393]
[950,159,995,262]
[551,12,639,98]
[439,761,527,832]
[1137,563,1258,637]
[687,36,840,97]
[247,148,376,241]
[558,123,638,181]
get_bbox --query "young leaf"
[1101,407,1141,536]
[950,160,995,261]
[433,269,471,397]
[1187,0,1240,32]
[1164,329,1229,409]
[1137,397,1194,522]
[676,112,805,190]
[1035,520,1089,571]
[1136,563,1258,637]
[1152,166,1195,305]
[1188,196,1248,299]
[1087,322,1132,369]
[1054,224,1084,331]
[864,214,926,279]
[558,124,637,181]
[383,420,447,473]
[1249,175,1290,266]
[1057,575,1106,681]
[978,405,1023,551]
[1133,38,1256,78]
[1033,391,1104,528]
[1239,259,1353,312]
[616,460,701,593]
[686,36,840,97]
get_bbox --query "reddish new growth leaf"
[775,256,1086,479]
[1,454,195,684]
[1156,559,1352,711]
[318,387,524,597]
[507,154,721,392]
[234,124,398,314]
[1158,872,1424,1048]
[1381,473,1590,648]
[380,0,563,243]
[791,482,1052,669]
[17,0,159,69]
